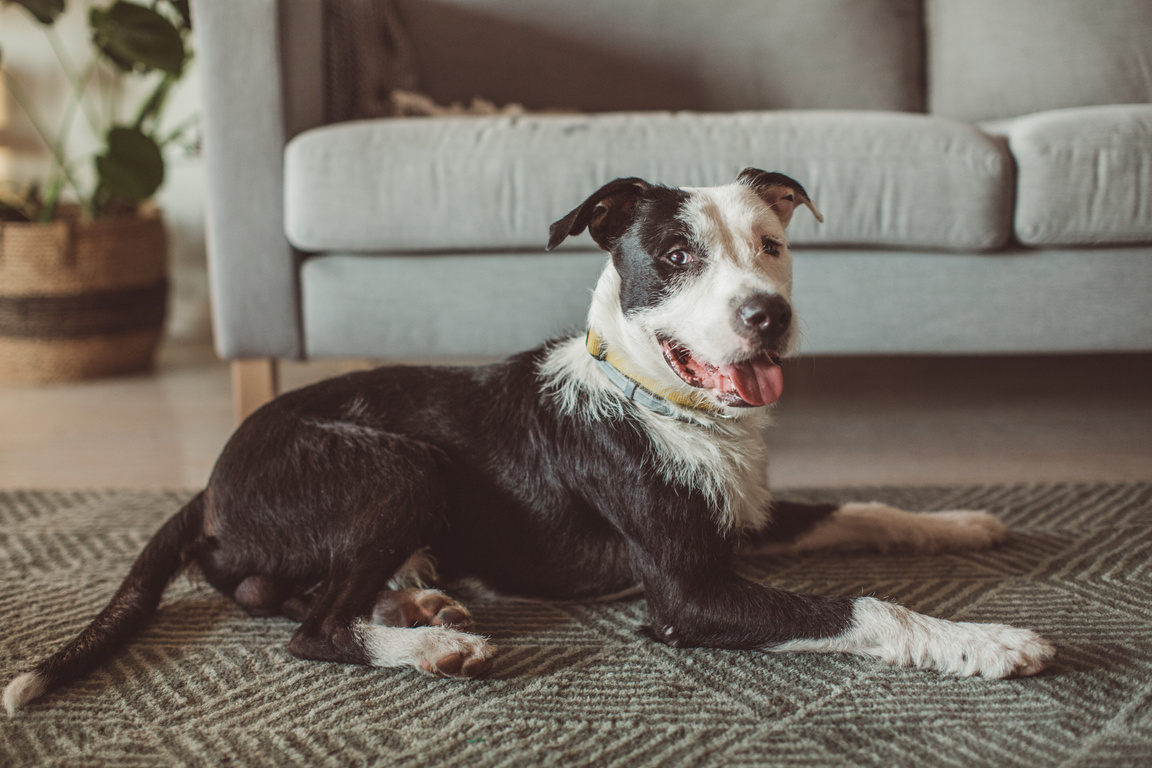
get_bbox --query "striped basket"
[0,208,168,383]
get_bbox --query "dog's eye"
[665,249,695,266]
[761,238,782,257]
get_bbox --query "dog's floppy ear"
[547,177,652,251]
[737,168,824,228]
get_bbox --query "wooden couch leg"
[231,358,280,425]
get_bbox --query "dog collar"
[585,329,730,421]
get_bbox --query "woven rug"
[2,484,1151,767]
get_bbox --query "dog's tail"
[3,492,205,716]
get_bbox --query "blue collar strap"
[585,329,730,422]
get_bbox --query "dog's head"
[548,168,822,415]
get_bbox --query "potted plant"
[0,0,193,382]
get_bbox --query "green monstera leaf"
[95,125,165,202]
[5,0,65,25]
[90,0,185,75]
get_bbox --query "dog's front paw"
[947,622,1054,678]
[874,620,1055,678]
[852,598,1054,679]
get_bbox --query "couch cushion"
[928,0,1152,122]
[793,247,1152,353]
[395,0,924,114]
[991,105,1152,246]
[301,247,1152,358]
[285,111,1014,254]
[301,251,608,358]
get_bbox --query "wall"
[0,2,211,344]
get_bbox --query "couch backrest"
[927,0,1152,122]
[310,0,1152,127]
[390,0,926,113]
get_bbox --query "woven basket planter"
[0,209,168,383]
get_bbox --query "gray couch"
[192,0,1152,416]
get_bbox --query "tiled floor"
[1,343,1150,490]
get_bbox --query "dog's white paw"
[356,622,496,679]
[869,619,1054,678]
[850,598,1054,679]
[955,623,1054,678]
[412,628,497,678]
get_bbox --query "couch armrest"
[192,0,322,359]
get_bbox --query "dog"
[4,169,1054,714]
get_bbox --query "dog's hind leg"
[362,588,492,678]
[388,548,440,589]
[366,552,489,675]
[264,550,448,623]
[285,543,495,678]
[372,588,474,631]
[282,459,494,677]
[741,500,1008,556]
[374,547,476,631]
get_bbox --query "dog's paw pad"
[461,654,493,677]
[422,652,464,676]
[415,590,474,630]
[415,633,495,679]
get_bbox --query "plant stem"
[1,70,89,218]
[134,73,173,134]
[95,56,111,125]
[44,26,104,139]
[158,113,199,147]
[42,57,100,220]
[139,49,195,137]
[39,177,64,222]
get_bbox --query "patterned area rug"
[2,484,1151,767]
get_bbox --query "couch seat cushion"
[301,247,1152,359]
[301,251,609,358]
[285,111,1014,254]
[992,105,1152,246]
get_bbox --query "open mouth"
[660,338,784,408]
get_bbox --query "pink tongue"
[722,358,784,406]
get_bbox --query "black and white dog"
[5,169,1054,714]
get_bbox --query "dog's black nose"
[735,293,792,347]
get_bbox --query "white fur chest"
[637,409,773,533]
[540,337,774,534]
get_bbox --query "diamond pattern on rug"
[2,484,1151,767]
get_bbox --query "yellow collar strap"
[585,329,726,419]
